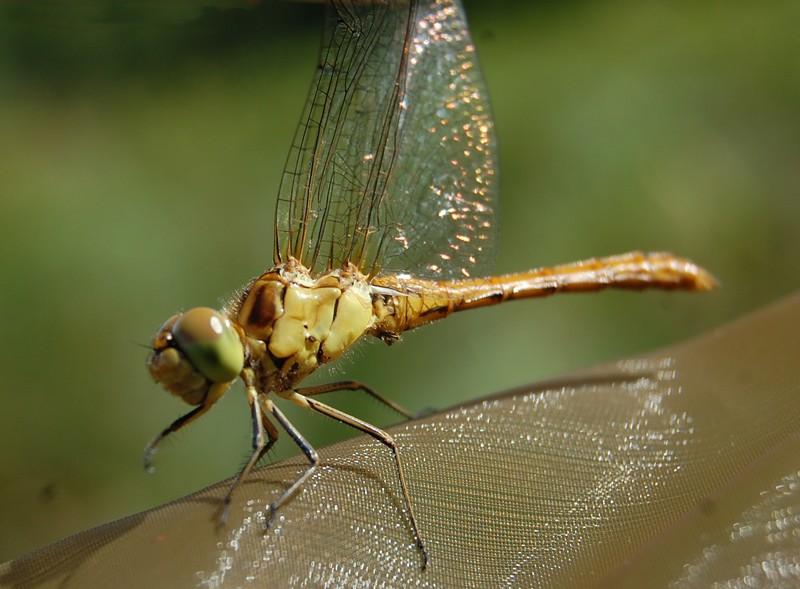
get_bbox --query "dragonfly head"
[147,307,245,405]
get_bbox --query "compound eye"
[172,307,244,383]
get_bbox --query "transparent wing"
[273,0,498,280]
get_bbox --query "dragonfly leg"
[219,385,279,525]
[143,384,227,473]
[261,397,319,528]
[296,380,413,419]
[288,391,429,569]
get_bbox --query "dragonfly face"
[147,307,243,406]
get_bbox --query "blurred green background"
[0,0,798,562]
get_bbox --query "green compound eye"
[172,307,244,383]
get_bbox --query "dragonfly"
[144,0,715,570]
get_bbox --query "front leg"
[219,385,279,525]
[143,382,230,473]
[260,397,319,528]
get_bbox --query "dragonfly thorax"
[233,259,375,394]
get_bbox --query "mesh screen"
[2,293,800,588]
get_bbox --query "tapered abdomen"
[369,251,717,338]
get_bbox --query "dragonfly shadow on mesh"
[239,456,411,522]
[174,449,412,530]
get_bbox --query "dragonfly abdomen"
[369,251,716,338]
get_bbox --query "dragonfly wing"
[379,0,499,279]
[274,0,499,280]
